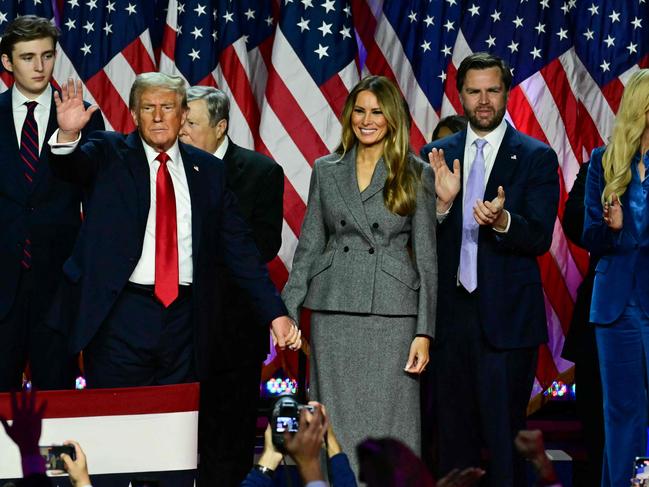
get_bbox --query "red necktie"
[154,152,179,307]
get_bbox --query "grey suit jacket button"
[340,220,346,226]
[372,222,379,229]
[368,248,375,254]
[343,246,349,252]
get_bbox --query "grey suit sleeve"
[281,161,327,324]
[411,164,437,338]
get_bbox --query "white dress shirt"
[130,140,193,285]
[213,135,228,159]
[12,84,52,153]
[48,132,194,285]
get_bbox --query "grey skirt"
[310,311,421,478]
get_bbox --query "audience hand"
[515,429,559,485]
[284,402,328,483]
[61,440,91,487]
[436,467,485,487]
[0,389,47,456]
[257,425,284,472]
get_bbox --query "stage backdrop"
[1,0,648,402]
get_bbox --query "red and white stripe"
[0,384,199,479]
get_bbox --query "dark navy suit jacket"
[584,146,649,324]
[47,131,287,380]
[421,123,559,348]
[212,140,284,370]
[0,87,104,320]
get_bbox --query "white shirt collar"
[213,135,229,160]
[12,84,52,111]
[140,137,182,168]
[465,117,507,149]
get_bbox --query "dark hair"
[431,115,468,141]
[0,15,59,60]
[456,52,512,93]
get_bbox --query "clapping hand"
[603,192,623,231]
[428,148,461,213]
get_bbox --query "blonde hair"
[602,69,649,204]
[337,76,420,216]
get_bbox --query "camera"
[269,395,314,451]
[39,445,76,475]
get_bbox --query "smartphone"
[39,445,76,475]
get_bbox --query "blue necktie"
[459,139,487,292]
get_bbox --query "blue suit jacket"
[420,123,559,348]
[47,131,287,379]
[583,146,649,324]
[0,87,104,320]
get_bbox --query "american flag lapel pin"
[193,165,199,172]
[510,154,517,160]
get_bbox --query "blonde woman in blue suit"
[584,69,649,487]
[282,75,437,477]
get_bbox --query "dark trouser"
[84,284,196,388]
[198,363,263,487]
[0,269,76,391]
[434,286,537,487]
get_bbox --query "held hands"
[474,185,508,230]
[603,192,623,231]
[428,148,460,213]
[270,316,302,351]
[53,78,99,143]
[404,336,430,374]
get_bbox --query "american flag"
[1,0,648,399]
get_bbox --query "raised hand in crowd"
[515,429,561,486]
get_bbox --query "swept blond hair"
[602,69,649,204]
[336,75,420,216]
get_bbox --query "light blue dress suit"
[583,146,649,487]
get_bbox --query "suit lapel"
[180,142,205,262]
[124,131,151,230]
[0,89,26,199]
[332,147,374,243]
[484,123,520,201]
[360,157,386,202]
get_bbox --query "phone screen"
[634,457,649,485]
[39,445,74,476]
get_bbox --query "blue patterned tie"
[459,139,487,292]
[20,101,38,268]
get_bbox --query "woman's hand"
[404,336,430,374]
[603,192,623,231]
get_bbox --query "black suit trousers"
[0,269,76,391]
[434,286,537,487]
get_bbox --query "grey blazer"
[282,147,437,337]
